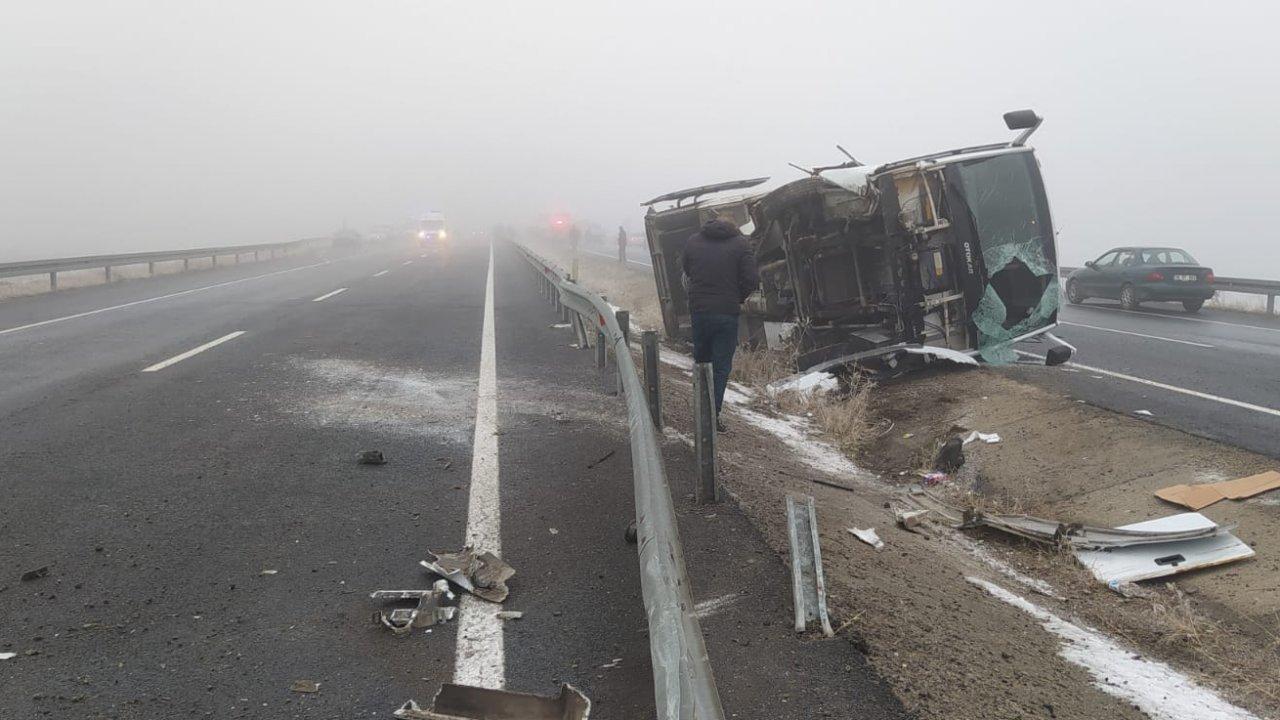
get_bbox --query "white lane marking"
[1070,304,1280,334]
[1017,351,1280,418]
[401,260,414,266]
[311,288,348,302]
[372,270,389,277]
[0,260,331,338]
[141,331,245,372]
[454,242,504,689]
[1058,321,1215,348]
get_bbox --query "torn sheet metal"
[901,346,979,366]
[421,549,514,603]
[962,508,1233,550]
[372,579,457,634]
[1074,513,1255,585]
[395,683,590,720]
[785,494,835,636]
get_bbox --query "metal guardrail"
[1060,266,1280,313]
[0,238,332,285]
[514,243,726,720]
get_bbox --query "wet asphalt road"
[0,241,902,719]
[1010,300,1280,458]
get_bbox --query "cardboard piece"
[1154,470,1280,510]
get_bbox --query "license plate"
[1173,274,1197,282]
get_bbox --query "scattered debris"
[496,610,523,620]
[601,657,622,669]
[260,569,278,576]
[357,450,387,465]
[0,652,15,660]
[849,527,886,550]
[20,566,48,582]
[290,680,321,693]
[421,548,515,603]
[1106,580,1154,599]
[962,431,1002,445]
[785,494,835,636]
[1075,513,1255,585]
[585,449,615,469]
[1155,470,1280,510]
[372,579,457,634]
[549,323,571,329]
[902,346,979,366]
[548,528,559,535]
[933,436,965,472]
[958,507,1233,549]
[1133,410,1154,417]
[395,683,590,720]
[896,509,931,533]
[624,520,638,544]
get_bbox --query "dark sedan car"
[1066,247,1215,312]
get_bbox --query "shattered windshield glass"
[952,152,1058,363]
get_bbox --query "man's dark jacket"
[681,218,759,315]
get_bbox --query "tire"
[1120,285,1140,310]
[1182,299,1204,313]
[1066,279,1086,304]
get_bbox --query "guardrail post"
[642,331,662,428]
[254,251,260,261]
[1269,294,1276,315]
[212,255,218,268]
[234,253,240,264]
[104,265,112,282]
[148,261,155,276]
[693,362,717,504]
[49,272,57,291]
[596,330,607,369]
[615,309,630,395]
[183,258,190,271]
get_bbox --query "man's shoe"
[716,417,727,433]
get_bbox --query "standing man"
[617,225,628,264]
[682,214,758,432]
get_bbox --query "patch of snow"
[732,404,877,485]
[659,352,693,371]
[949,534,1062,599]
[766,371,838,398]
[969,577,1259,720]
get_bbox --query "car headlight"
[417,230,426,239]
[438,229,448,239]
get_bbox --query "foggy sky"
[2,1,1277,275]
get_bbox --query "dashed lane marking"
[141,331,246,372]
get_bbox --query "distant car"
[1066,247,1214,312]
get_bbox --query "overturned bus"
[642,110,1071,372]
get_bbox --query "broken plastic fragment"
[0,652,15,660]
[395,683,590,720]
[1134,409,1154,417]
[290,680,320,693]
[962,431,1002,445]
[421,548,515,603]
[849,527,885,550]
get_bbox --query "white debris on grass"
[849,527,885,550]
[969,577,1260,720]
[962,431,1002,445]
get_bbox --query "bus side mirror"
[1003,109,1043,145]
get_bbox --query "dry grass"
[729,345,797,389]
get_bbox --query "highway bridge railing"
[1059,266,1280,314]
[513,242,726,720]
[0,238,333,289]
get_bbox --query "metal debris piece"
[849,527,885,550]
[961,508,1233,550]
[357,450,387,465]
[496,610,523,620]
[896,509,931,533]
[260,569,278,576]
[290,680,320,693]
[0,652,16,660]
[394,683,590,720]
[20,566,48,582]
[785,495,834,636]
[421,548,515,603]
[1076,513,1255,585]
[372,579,457,635]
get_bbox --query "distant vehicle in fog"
[418,211,448,245]
[1066,247,1215,313]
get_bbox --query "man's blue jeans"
[690,313,738,414]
